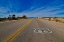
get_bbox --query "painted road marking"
[33,28,52,34]
[4,19,33,42]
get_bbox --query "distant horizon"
[0,15,64,18]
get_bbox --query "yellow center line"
[4,19,33,42]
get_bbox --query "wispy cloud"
[16,5,64,17]
[0,7,10,14]
[0,0,64,17]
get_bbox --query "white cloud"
[14,5,64,17]
[0,7,10,14]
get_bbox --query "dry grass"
[57,18,64,23]
[42,18,64,23]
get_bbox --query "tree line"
[0,14,27,21]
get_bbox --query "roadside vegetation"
[42,17,64,23]
[0,14,27,22]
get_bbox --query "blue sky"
[0,0,64,17]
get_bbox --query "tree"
[12,14,16,20]
[8,15,11,20]
[22,15,27,19]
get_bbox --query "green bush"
[48,17,51,21]
[22,15,27,19]
[0,18,4,21]
[0,18,8,21]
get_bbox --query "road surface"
[0,19,64,42]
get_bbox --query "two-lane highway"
[0,19,64,42]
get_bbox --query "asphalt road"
[0,19,64,42]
